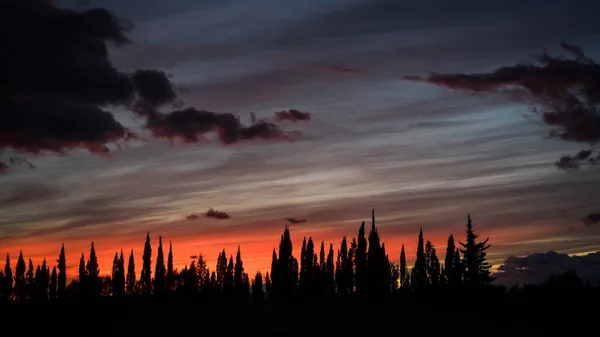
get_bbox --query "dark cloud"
[322,66,367,74]
[185,214,200,221]
[494,251,600,287]
[581,213,600,226]
[285,217,306,224]
[205,208,230,220]
[0,0,308,172]
[273,110,311,123]
[404,43,600,170]
[135,105,302,145]
[0,185,60,206]
[189,255,198,260]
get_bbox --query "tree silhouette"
[399,244,410,289]
[264,271,272,298]
[355,221,367,295]
[126,250,136,295]
[335,236,349,295]
[49,266,57,300]
[325,243,335,295]
[452,248,463,286]
[459,214,494,287]
[78,253,86,280]
[216,250,227,296]
[1,254,13,301]
[57,244,66,298]
[112,251,125,297]
[197,254,209,293]
[425,241,440,286]
[270,226,298,301]
[185,260,198,295]
[35,259,49,301]
[367,209,390,297]
[233,246,244,301]
[411,228,429,290]
[166,242,174,293]
[14,251,26,301]
[154,236,166,296]
[25,258,34,299]
[224,255,234,299]
[85,243,101,296]
[252,271,265,302]
[140,233,153,295]
[443,235,456,286]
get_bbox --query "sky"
[2,0,600,284]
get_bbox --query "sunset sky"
[2,0,600,280]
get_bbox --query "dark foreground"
[1,289,596,336]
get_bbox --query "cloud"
[273,110,311,123]
[494,251,600,287]
[403,43,600,170]
[322,66,367,74]
[205,208,230,220]
[0,0,308,172]
[0,185,61,206]
[285,217,306,224]
[581,213,600,226]
[185,214,200,221]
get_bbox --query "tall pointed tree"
[14,251,26,301]
[264,271,272,298]
[325,243,335,294]
[140,233,153,295]
[57,244,67,298]
[1,254,13,301]
[126,249,137,295]
[166,242,174,293]
[271,226,298,300]
[252,271,264,302]
[49,266,57,300]
[224,255,234,299]
[197,254,209,292]
[399,244,409,288]
[347,238,356,293]
[355,221,368,295]
[25,258,35,299]
[443,235,456,286]
[429,247,441,286]
[154,236,166,296]
[335,236,349,295]
[233,246,244,300]
[411,228,429,289]
[86,242,100,296]
[36,259,50,300]
[459,214,494,286]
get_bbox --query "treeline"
[0,211,499,303]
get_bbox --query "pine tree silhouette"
[197,254,209,292]
[57,244,67,298]
[185,260,198,295]
[233,246,244,301]
[335,236,349,295]
[459,214,494,287]
[224,255,234,299]
[1,254,13,301]
[126,249,136,295]
[242,272,250,301]
[14,251,26,301]
[25,258,34,299]
[154,236,166,296]
[326,243,335,295]
[453,248,463,286]
[49,266,57,300]
[367,209,389,297]
[166,242,174,293]
[252,271,265,302]
[411,228,429,290]
[78,253,86,280]
[140,233,153,295]
[443,235,456,286]
[111,251,125,297]
[271,226,298,301]
[347,238,356,293]
[86,242,100,296]
[35,259,49,301]
[355,221,368,295]
[399,244,410,289]
[264,271,271,298]
[216,249,227,296]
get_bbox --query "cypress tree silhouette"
[224,255,234,299]
[459,214,494,287]
[140,233,153,295]
[242,272,250,301]
[25,258,34,300]
[233,246,244,301]
[14,251,26,301]
[335,236,349,295]
[367,209,389,297]
[1,254,13,301]
[264,271,271,298]
[86,242,100,296]
[78,253,86,280]
[57,244,66,298]
[271,226,298,301]
[355,221,367,295]
[126,249,136,295]
[111,251,125,297]
[154,236,166,296]
[389,259,399,292]
[347,238,356,293]
[166,242,174,293]
[429,247,441,287]
[197,254,210,293]
[299,237,307,293]
[252,271,265,302]
[453,248,463,286]
[443,235,456,286]
[411,228,429,290]
[49,266,57,300]
[399,244,410,289]
[216,249,227,296]
[35,259,49,301]
[185,260,198,295]
[326,243,335,295]
[299,237,318,296]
